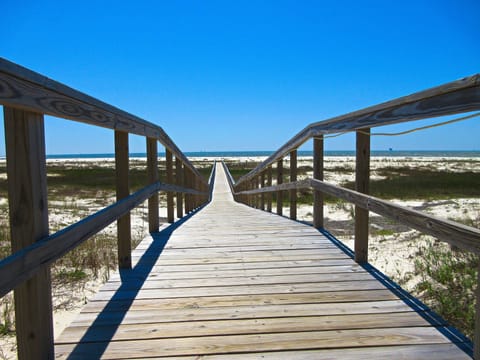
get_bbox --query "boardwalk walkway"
[55,163,471,359]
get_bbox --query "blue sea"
[44,150,480,159]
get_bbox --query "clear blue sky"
[1,0,479,155]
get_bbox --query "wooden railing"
[0,58,209,359]
[229,73,480,358]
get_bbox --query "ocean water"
[44,150,480,159]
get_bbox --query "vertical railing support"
[115,130,132,269]
[267,166,272,212]
[176,158,183,218]
[250,177,258,209]
[166,149,174,223]
[146,138,159,232]
[290,149,297,220]
[355,128,370,263]
[260,174,265,210]
[313,135,324,228]
[185,168,192,213]
[277,159,283,215]
[5,108,54,360]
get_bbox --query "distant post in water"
[290,149,297,220]
[5,108,54,360]
[313,135,324,228]
[147,138,159,232]
[115,130,132,269]
[276,159,283,215]
[166,148,174,223]
[355,128,370,263]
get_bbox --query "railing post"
[194,177,200,209]
[277,159,283,215]
[260,174,265,210]
[146,138,159,232]
[355,128,370,263]
[313,135,324,228]
[166,149,174,223]
[4,108,54,360]
[176,158,183,218]
[250,178,257,208]
[115,130,132,269]
[290,149,297,220]
[267,166,272,212]
[185,167,192,213]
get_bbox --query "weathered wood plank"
[69,299,421,327]
[90,280,389,301]
[100,272,376,291]
[55,327,458,359]
[57,312,438,344]
[166,148,174,223]
[141,344,471,360]
[4,108,54,359]
[107,264,366,281]
[81,289,400,313]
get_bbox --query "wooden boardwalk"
[55,163,472,359]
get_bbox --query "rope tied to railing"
[324,111,480,139]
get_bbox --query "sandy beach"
[0,155,479,357]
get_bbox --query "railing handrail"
[236,73,480,185]
[0,58,212,359]
[0,57,206,184]
[0,182,204,298]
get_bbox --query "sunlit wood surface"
[55,163,471,359]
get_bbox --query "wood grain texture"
[235,74,480,185]
[166,148,174,223]
[276,159,283,215]
[4,108,54,360]
[313,135,324,228]
[0,57,205,182]
[355,128,370,263]
[309,178,480,254]
[289,149,297,220]
[115,130,132,269]
[146,137,159,232]
[55,163,471,359]
[266,166,273,212]
[175,158,184,218]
